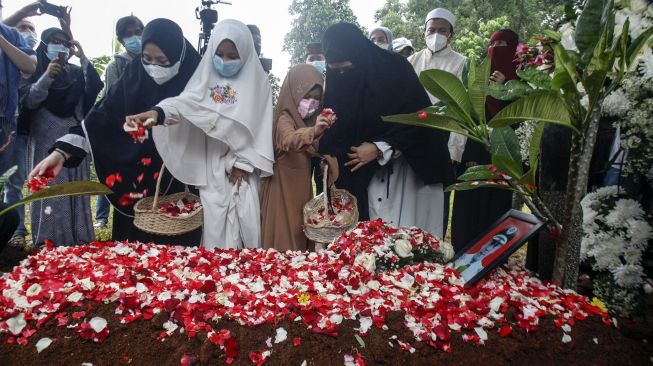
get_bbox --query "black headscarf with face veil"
[81,18,201,211]
[319,22,452,219]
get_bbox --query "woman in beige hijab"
[261,64,337,251]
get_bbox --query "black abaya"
[318,23,452,220]
[54,19,202,245]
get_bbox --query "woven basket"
[133,165,203,236]
[303,163,358,244]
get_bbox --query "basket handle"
[321,162,329,214]
[151,164,166,211]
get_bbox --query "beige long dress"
[261,64,326,251]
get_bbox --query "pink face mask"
[297,98,320,119]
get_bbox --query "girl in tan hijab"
[261,64,337,251]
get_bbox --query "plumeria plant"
[384,0,653,289]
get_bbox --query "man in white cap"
[408,7,470,237]
[392,37,414,58]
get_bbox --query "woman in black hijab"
[30,19,202,245]
[20,27,103,246]
[319,23,452,234]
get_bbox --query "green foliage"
[384,57,570,199]
[0,166,17,193]
[454,17,510,60]
[490,127,523,177]
[374,0,567,56]
[593,271,642,317]
[0,181,112,218]
[283,0,361,65]
[90,55,112,77]
[268,72,281,107]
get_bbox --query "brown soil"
[0,302,650,366]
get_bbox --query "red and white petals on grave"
[0,223,608,359]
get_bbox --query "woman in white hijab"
[125,19,274,249]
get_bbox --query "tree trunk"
[552,104,603,288]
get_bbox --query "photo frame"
[449,209,545,287]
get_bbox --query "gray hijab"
[368,27,393,51]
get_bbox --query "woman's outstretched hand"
[124,110,158,131]
[28,151,67,181]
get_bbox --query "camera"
[39,0,66,19]
[195,0,231,55]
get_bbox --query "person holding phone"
[19,27,102,246]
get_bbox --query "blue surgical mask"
[212,55,242,77]
[46,43,69,61]
[123,35,142,55]
[309,60,326,74]
[20,31,38,49]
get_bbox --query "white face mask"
[142,39,185,85]
[426,33,449,53]
[142,61,181,85]
[374,41,389,50]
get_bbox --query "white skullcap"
[392,37,414,52]
[425,8,456,29]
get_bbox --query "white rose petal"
[489,297,504,313]
[353,253,376,272]
[265,337,272,348]
[162,321,178,335]
[6,313,26,335]
[300,361,307,366]
[393,239,414,258]
[562,333,572,343]
[344,354,356,366]
[561,324,572,333]
[474,327,488,345]
[593,337,599,344]
[274,327,287,343]
[35,337,53,353]
[26,283,42,297]
[358,316,373,334]
[89,317,107,333]
[366,280,380,291]
[67,292,84,303]
[44,206,52,215]
[329,314,343,325]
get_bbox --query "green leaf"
[516,68,553,90]
[419,69,474,125]
[468,57,491,123]
[626,26,653,69]
[519,167,537,187]
[488,91,576,132]
[0,181,112,217]
[0,166,17,192]
[457,165,501,181]
[445,180,518,193]
[551,44,578,91]
[490,129,523,177]
[575,0,612,65]
[529,122,545,171]
[483,79,536,100]
[382,113,482,142]
[542,30,562,42]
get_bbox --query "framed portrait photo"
[449,209,545,287]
